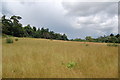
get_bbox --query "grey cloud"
[0,0,2,17]
[99,27,115,35]
[62,2,118,17]
[62,2,118,36]
[2,2,13,15]
[1,1,118,39]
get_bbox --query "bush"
[107,43,118,47]
[6,38,13,43]
[85,44,89,46]
[50,39,53,41]
[15,38,18,41]
[66,61,77,69]
[2,34,8,38]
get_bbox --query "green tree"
[109,36,118,43]
[24,24,34,37]
[2,15,13,35]
[2,15,69,41]
[115,34,120,38]
[33,26,36,31]
[110,33,114,37]
[118,36,120,43]
[10,15,24,37]
[62,34,68,40]
[85,36,93,42]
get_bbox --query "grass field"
[2,38,118,78]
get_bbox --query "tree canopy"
[1,15,120,43]
[71,34,120,43]
[2,15,68,40]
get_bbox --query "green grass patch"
[66,61,77,69]
[107,43,119,47]
[6,38,13,43]
[85,44,89,46]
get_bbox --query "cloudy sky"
[0,0,119,39]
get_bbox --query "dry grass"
[2,38,118,78]
[0,37,2,79]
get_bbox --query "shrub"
[66,61,77,69]
[85,44,89,46]
[107,43,118,47]
[50,39,53,41]
[6,38,13,43]
[2,34,8,38]
[15,38,18,41]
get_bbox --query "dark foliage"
[6,38,13,43]
[71,34,120,43]
[15,38,18,41]
[2,15,68,41]
[1,15,119,43]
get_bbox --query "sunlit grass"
[2,38,118,78]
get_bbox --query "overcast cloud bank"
[0,0,119,39]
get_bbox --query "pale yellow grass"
[2,38,118,78]
[0,37,2,79]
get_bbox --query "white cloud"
[62,2,118,36]
[1,1,119,39]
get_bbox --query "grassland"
[0,38,2,79]
[2,38,118,78]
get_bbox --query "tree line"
[1,15,68,40]
[1,15,120,43]
[71,33,120,43]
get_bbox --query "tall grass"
[2,38,118,78]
